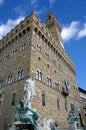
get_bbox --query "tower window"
[65,97,67,111]
[7,75,12,84]
[13,49,17,56]
[45,52,49,59]
[12,93,16,106]
[4,55,10,62]
[47,76,52,86]
[22,29,26,36]
[21,43,27,50]
[57,99,60,109]
[36,69,42,81]
[17,69,24,80]
[36,44,41,52]
[42,93,45,106]
[48,16,51,20]
[0,79,3,88]
[55,82,59,91]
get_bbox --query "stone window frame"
[7,74,13,85]
[52,59,56,65]
[46,75,52,86]
[36,69,42,81]
[64,97,68,111]
[13,48,17,56]
[4,54,10,62]
[0,59,2,64]
[21,43,27,50]
[45,52,49,59]
[22,29,26,37]
[55,81,59,91]
[41,92,46,106]
[0,79,3,88]
[17,68,24,80]
[36,44,41,52]
[57,98,60,110]
[12,93,16,106]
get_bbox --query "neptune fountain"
[9,78,58,130]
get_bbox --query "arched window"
[27,27,30,33]
[17,69,24,80]
[57,99,60,109]
[42,93,45,106]
[13,49,17,56]
[55,82,59,91]
[36,69,42,81]
[19,33,22,38]
[46,76,51,86]
[12,93,16,106]
[7,75,12,84]
[36,44,41,52]
[21,43,27,50]
[0,79,3,88]
[22,29,26,36]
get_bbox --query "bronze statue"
[15,100,39,130]
[68,105,79,121]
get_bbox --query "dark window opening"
[12,93,16,106]
[42,94,45,106]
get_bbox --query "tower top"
[46,12,62,33]
[46,12,63,48]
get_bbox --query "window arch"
[17,69,24,80]
[41,93,46,106]
[46,76,51,86]
[55,81,59,91]
[0,79,3,88]
[19,33,22,38]
[7,74,13,84]
[12,93,16,106]
[27,26,30,33]
[22,29,26,36]
[13,49,17,56]
[36,44,41,52]
[57,98,60,109]
[36,69,42,81]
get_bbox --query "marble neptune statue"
[24,78,36,108]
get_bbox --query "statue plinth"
[67,121,79,130]
[14,121,34,130]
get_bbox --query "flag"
[64,80,70,90]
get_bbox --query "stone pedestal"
[9,121,34,130]
[14,121,34,130]
[67,121,79,130]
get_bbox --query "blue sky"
[0,0,86,90]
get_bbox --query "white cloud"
[0,0,3,4]
[78,23,86,39]
[62,21,79,42]
[35,7,47,16]
[14,5,26,16]
[49,0,55,7]
[49,0,55,4]
[31,0,37,5]
[0,16,25,39]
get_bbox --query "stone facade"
[0,11,85,129]
[79,87,86,124]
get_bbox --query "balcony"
[62,87,69,96]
